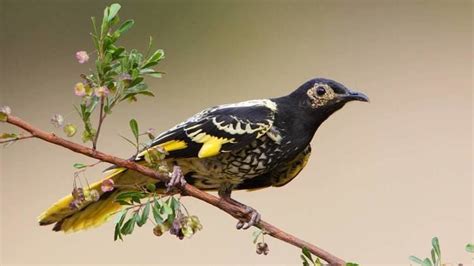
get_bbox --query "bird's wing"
[137,99,278,159]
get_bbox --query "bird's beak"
[341,89,370,103]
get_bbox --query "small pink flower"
[94,86,110,97]
[101,179,114,192]
[119,73,132,81]
[75,51,89,64]
[74,82,86,96]
[146,128,157,140]
[147,128,156,135]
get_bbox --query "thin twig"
[92,96,106,149]
[0,134,35,144]
[4,114,345,265]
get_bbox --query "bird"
[38,77,369,232]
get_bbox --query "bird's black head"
[288,78,369,116]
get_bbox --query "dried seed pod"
[256,242,269,256]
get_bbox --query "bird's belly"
[176,137,286,190]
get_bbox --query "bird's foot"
[236,205,261,230]
[166,165,186,192]
[218,186,261,230]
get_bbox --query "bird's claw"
[236,206,261,230]
[166,165,186,192]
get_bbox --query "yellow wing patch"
[190,132,233,158]
[159,140,188,152]
[137,140,188,159]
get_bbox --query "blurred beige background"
[0,0,472,265]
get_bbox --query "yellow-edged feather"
[190,132,231,158]
[160,140,188,152]
[38,168,127,232]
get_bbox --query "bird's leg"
[166,165,186,192]
[218,185,261,230]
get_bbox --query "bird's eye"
[316,87,326,96]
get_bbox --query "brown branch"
[4,114,346,265]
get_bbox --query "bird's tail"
[37,167,155,233]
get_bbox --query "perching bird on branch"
[38,77,369,232]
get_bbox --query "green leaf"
[114,209,127,241]
[117,19,134,34]
[120,215,136,235]
[114,209,127,224]
[129,77,144,87]
[149,49,164,62]
[137,201,150,227]
[107,3,121,22]
[162,202,173,216]
[409,256,423,264]
[152,199,164,224]
[466,243,474,253]
[145,36,153,57]
[431,237,440,257]
[302,247,312,261]
[147,72,163,78]
[138,91,155,97]
[0,133,17,139]
[345,263,359,266]
[314,258,323,266]
[114,222,123,241]
[146,183,156,192]
[142,49,164,68]
[129,119,139,144]
[115,199,132,205]
[73,163,87,169]
[252,229,262,244]
[300,255,310,266]
[168,197,180,213]
[139,68,155,74]
[0,112,7,122]
[112,47,125,59]
[430,249,437,265]
[116,191,145,202]
[421,258,432,266]
[131,196,141,204]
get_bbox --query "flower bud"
[63,123,77,137]
[94,86,110,97]
[89,189,100,201]
[75,51,89,64]
[101,179,115,192]
[256,242,269,255]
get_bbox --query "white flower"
[50,114,64,128]
[0,106,11,115]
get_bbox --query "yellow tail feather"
[39,141,182,233]
[38,168,128,232]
